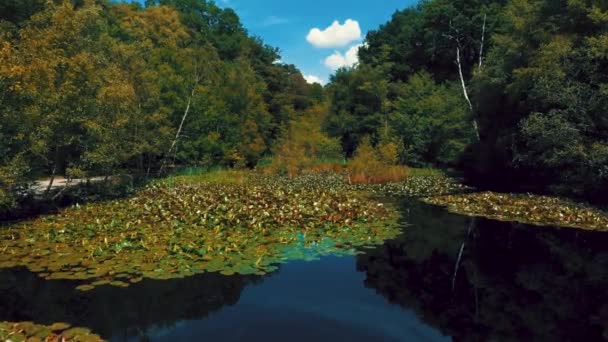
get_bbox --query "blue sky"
[134,0,418,84]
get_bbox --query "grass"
[408,168,446,178]
[347,165,410,184]
[161,169,248,187]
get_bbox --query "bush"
[347,136,409,184]
[266,103,343,177]
[0,155,29,211]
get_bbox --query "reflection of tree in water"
[357,199,608,341]
[0,268,267,340]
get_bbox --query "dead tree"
[456,47,480,141]
[479,14,487,69]
[445,14,488,142]
[158,64,201,176]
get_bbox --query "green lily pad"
[0,172,401,290]
[424,192,608,231]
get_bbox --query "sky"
[134,0,418,85]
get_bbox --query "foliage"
[359,0,506,83]
[390,72,474,166]
[347,137,380,181]
[324,65,388,156]
[347,136,409,184]
[0,0,324,207]
[469,0,608,200]
[325,0,608,202]
[164,169,248,185]
[267,103,343,176]
[424,192,608,230]
[0,155,29,210]
[0,0,45,25]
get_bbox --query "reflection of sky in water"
[132,256,449,342]
[281,232,357,261]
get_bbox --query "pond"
[1,198,607,341]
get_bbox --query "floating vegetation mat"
[0,181,399,290]
[249,172,470,197]
[352,175,471,197]
[424,192,608,231]
[0,321,104,342]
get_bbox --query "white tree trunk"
[457,47,481,141]
[167,88,194,157]
[479,14,487,69]
[158,85,196,175]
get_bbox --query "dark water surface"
[2,199,608,341]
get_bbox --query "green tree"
[390,72,474,166]
[325,65,388,155]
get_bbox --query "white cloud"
[303,74,325,85]
[306,19,361,48]
[324,44,363,70]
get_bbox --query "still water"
[1,199,607,341]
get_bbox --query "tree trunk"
[158,85,197,176]
[168,88,194,157]
[146,154,152,177]
[456,47,481,141]
[45,166,56,195]
[479,14,487,69]
[45,149,59,195]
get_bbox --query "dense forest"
[1,1,608,339]
[1,0,607,211]
[328,0,608,202]
[0,0,323,209]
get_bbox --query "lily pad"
[424,192,608,231]
[0,172,401,290]
[0,321,104,342]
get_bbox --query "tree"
[471,0,608,200]
[325,65,388,155]
[390,72,474,166]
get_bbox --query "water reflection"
[2,199,608,341]
[357,199,608,341]
[0,268,263,340]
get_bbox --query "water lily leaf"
[0,172,402,288]
[49,322,71,331]
[76,284,95,292]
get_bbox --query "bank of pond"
[1,171,607,341]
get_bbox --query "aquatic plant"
[250,171,469,197]
[0,321,104,342]
[0,178,399,290]
[351,175,471,197]
[424,192,608,230]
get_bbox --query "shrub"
[266,103,343,177]
[347,136,409,184]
